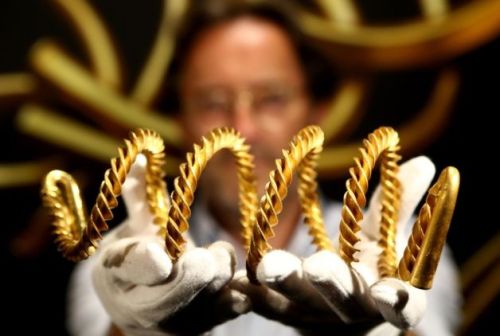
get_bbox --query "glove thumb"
[100,236,173,286]
[370,278,426,329]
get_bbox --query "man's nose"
[232,96,258,141]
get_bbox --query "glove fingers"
[231,270,340,328]
[163,247,217,291]
[230,270,296,321]
[101,237,172,286]
[304,250,377,323]
[122,153,147,198]
[257,250,331,311]
[370,278,426,329]
[395,156,436,234]
[122,154,152,225]
[205,241,237,293]
[212,287,252,320]
[118,247,217,326]
[363,156,436,240]
[164,287,251,334]
[365,322,404,336]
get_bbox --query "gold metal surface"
[398,166,460,289]
[17,104,120,162]
[246,125,334,284]
[299,0,500,70]
[0,1,478,324]
[30,40,183,147]
[419,0,449,20]
[2,1,469,187]
[16,104,182,176]
[317,69,459,176]
[165,127,258,260]
[131,0,188,106]
[0,73,37,104]
[460,259,500,335]
[0,159,60,188]
[397,69,459,154]
[41,129,168,261]
[36,122,461,293]
[51,0,122,88]
[320,77,368,144]
[314,0,359,27]
[338,127,401,279]
[397,199,431,283]
[1,0,467,300]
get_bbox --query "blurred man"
[68,2,461,335]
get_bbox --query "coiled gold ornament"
[246,125,334,284]
[42,125,459,292]
[338,126,401,277]
[41,129,168,261]
[164,127,258,261]
[398,166,460,289]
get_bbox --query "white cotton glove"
[92,155,250,336]
[231,156,442,335]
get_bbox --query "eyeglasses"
[183,83,306,123]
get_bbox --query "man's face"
[179,17,315,212]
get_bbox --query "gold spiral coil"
[338,126,401,277]
[398,166,460,289]
[41,129,168,261]
[165,127,258,261]
[246,125,334,284]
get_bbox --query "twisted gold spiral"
[398,166,459,289]
[338,126,401,277]
[246,125,334,284]
[165,127,258,261]
[41,129,168,261]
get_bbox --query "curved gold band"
[41,129,167,261]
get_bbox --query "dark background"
[0,0,496,334]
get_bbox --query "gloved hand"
[92,155,250,336]
[231,156,445,335]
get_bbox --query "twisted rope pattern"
[246,125,333,283]
[378,142,402,277]
[338,127,401,277]
[43,125,458,292]
[165,127,258,261]
[398,166,459,288]
[398,203,432,282]
[298,129,334,252]
[41,129,168,261]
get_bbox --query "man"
[168,1,337,254]
[68,1,461,335]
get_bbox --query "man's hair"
[160,0,337,113]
